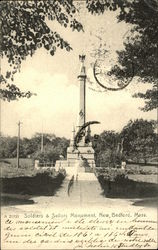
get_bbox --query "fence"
[34,160,55,169]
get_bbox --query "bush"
[33,149,60,163]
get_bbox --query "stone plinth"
[67,144,95,169]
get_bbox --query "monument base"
[55,128,96,176]
[55,159,96,180]
[67,144,95,169]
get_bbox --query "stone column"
[78,55,86,127]
[70,125,75,146]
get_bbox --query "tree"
[121,119,157,163]
[87,0,158,111]
[1,0,83,101]
[32,135,69,163]
[30,133,69,159]
[1,0,157,110]
[33,147,60,163]
[92,131,120,167]
[0,133,69,160]
[20,137,37,157]
[0,136,17,158]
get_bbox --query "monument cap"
[78,54,86,78]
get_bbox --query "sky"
[1,2,156,139]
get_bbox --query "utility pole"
[41,132,44,152]
[0,98,1,137]
[41,121,44,152]
[17,121,22,168]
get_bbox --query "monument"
[55,55,95,173]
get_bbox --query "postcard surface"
[1,0,158,249]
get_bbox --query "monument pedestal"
[67,143,95,170]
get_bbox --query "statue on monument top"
[79,55,85,62]
[78,55,86,78]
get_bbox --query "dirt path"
[2,175,152,212]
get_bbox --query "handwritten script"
[1,210,157,249]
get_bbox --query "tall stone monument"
[67,55,95,170]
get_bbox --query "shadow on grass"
[98,175,158,200]
[132,197,158,208]
[1,194,34,207]
[1,172,65,206]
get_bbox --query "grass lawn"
[126,163,158,172]
[126,164,157,183]
[0,158,36,177]
[0,158,33,167]
[96,163,158,184]
[128,174,157,184]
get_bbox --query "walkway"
[31,173,135,209]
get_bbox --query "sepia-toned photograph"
[1,0,158,249]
